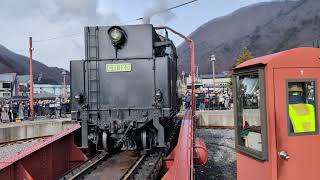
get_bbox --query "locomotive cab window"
[287,80,318,135]
[234,69,268,160]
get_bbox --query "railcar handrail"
[162,110,194,180]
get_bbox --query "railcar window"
[237,73,262,152]
[287,81,318,135]
[235,69,268,160]
[2,83,10,89]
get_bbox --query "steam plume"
[143,0,176,24]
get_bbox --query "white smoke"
[0,0,180,70]
[0,0,122,70]
[54,0,97,17]
[143,0,176,25]
[38,0,121,25]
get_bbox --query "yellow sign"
[106,63,132,72]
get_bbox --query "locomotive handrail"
[155,26,196,119]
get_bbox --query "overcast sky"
[0,0,273,70]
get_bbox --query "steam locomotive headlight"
[108,26,126,47]
[109,28,122,42]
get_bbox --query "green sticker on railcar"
[106,63,132,72]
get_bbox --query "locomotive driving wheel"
[141,130,152,150]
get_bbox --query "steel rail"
[59,150,163,180]
[121,154,146,180]
[58,151,108,180]
[125,153,163,180]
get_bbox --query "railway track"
[58,117,179,180]
[121,152,162,180]
[58,151,109,180]
[58,151,162,180]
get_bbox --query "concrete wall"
[0,119,77,143]
[197,110,234,128]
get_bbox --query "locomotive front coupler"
[114,121,135,149]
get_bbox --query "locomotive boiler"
[71,24,180,152]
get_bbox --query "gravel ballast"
[0,138,44,160]
[195,128,236,180]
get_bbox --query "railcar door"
[274,68,320,180]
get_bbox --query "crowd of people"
[0,89,232,122]
[183,90,233,111]
[0,99,70,123]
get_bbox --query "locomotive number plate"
[106,63,132,72]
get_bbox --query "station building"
[34,84,70,97]
[0,73,70,99]
[0,73,17,98]
[185,72,231,92]
[16,75,30,97]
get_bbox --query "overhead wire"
[33,33,82,43]
[153,0,199,16]
[120,0,199,24]
[32,0,200,43]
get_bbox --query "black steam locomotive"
[71,24,180,152]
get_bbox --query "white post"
[62,70,67,103]
[210,54,216,92]
[196,66,199,79]
[181,71,185,85]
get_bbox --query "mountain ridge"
[177,0,320,74]
[0,44,69,84]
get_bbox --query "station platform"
[0,118,77,143]
[0,118,87,180]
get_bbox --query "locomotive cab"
[233,48,320,180]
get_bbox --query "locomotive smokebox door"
[233,48,320,180]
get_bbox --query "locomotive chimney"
[143,16,151,24]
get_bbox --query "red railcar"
[233,48,320,180]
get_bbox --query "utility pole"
[29,37,34,120]
[196,66,199,79]
[210,54,216,92]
